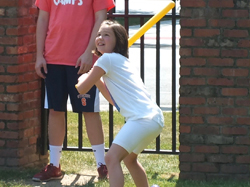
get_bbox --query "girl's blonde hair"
[94,20,129,58]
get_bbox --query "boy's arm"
[35,9,49,78]
[76,9,107,74]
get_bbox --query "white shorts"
[113,118,163,155]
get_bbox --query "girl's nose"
[97,35,102,39]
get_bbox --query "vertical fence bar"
[171,1,177,153]
[78,113,83,149]
[108,105,114,148]
[140,17,145,81]
[63,112,68,148]
[156,22,161,151]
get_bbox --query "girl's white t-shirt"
[94,53,164,127]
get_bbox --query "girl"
[76,20,164,187]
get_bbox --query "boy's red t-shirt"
[35,0,115,66]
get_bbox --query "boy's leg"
[105,144,128,187]
[123,153,149,187]
[84,112,106,164]
[48,110,65,167]
[84,112,107,179]
[66,66,107,178]
[33,65,67,182]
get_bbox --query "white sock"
[92,143,106,168]
[49,145,62,168]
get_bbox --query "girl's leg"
[123,152,149,187]
[105,144,129,187]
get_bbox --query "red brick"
[236,137,250,145]
[0,131,19,139]
[181,0,206,7]
[194,29,220,37]
[0,103,5,111]
[208,154,234,163]
[222,146,248,154]
[0,37,18,45]
[208,0,234,7]
[180,116,204,124]
[179,163,191,171]
[222,127,248,135]
[179,48,192,56]
[222,108,248,116]
[180,58,206,66]
[222,68,249,77]
[193,126,220,135]
[180,77,206,85]
[0,18,18,26]
[180,125,191,133]
[223,10,249,18]
[238,39,250,48]
[236,99,250,107]
[193,107,219,115]
[7,83,28,93]
[180,8,192,17]
[180,38,204,46]
[0,0,17,6]
[180,28,192,36]
[195,145,219,153]
[207,78,234,86]
[209,19,235,28]
[237,117,250,125]
[237,19,250,27]
[223,29,249,38]
[181,19,206,27]
[236,156,250,164]
[0,75,17,83]
[222,88,248,96]
[237,78,250,86]
[180,154,205,162]
[180,67,191,75]
[179,145,191,152]
[194,68,220,76]
[207,116,234,124]
[7,103,19,111]
[193,163,219,173]
[179,107,191,114]
[180,97,206,105]
[193,48,220,57]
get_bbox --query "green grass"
[0,111,250,186]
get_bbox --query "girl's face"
[95,24,116,54]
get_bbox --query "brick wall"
[179,0,250,180]
[0,0,48,167]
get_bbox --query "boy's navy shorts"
[44,64,100,113]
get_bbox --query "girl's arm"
[95,79,114,106]
[75,66,114,106]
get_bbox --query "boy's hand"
[76,52,93,74]
[35,56,47,79]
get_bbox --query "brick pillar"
[0,0,48,167]
[179,0,250,180]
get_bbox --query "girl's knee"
[105,152,116,165]
[123,153,138,167]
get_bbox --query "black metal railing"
[40,0,180,155]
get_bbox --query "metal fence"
[39,0,180,155]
